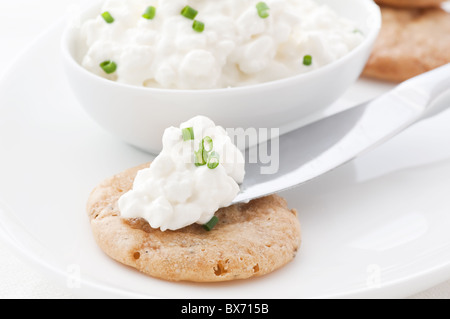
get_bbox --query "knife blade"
[233,63,450,204]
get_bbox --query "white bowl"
[61,0,381,154]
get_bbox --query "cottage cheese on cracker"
[118,116,245,231]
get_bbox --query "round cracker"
[375,0,445,8]
[86,163,301,282]
[362,7,450,82]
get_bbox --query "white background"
[0,0,449,299]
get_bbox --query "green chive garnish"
[200,136,213,162]
[100,60,117,74]
[256,2,270,19]
[194,149,206,166]
[207,151,220,170]
[202,136,213,152]
[101,11,114,24]
[193,136,218,168]
[195,139,207,166]
[303,55,312,66]
[182,127,194,141]
[142,6,156,20]
[192,20,205,33]
[203,216,219,231]
[181,5,198,20]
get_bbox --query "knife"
[233,63,450,204]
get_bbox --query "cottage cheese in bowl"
[80,0,364,89]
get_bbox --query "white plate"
[1,22,450,299]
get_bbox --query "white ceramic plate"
[1,22,450,299]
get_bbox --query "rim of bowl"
[61,0,381,95]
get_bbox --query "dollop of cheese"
[118,116,245,231]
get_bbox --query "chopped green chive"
[100,60,117,74]
[192,136,218,168]
[194,149,206,166]
[181,5,198,20]
[203,216,219,231]
[256,2,270,19]
[142,6,156,20]
[192,20,205,33]
[207,151,220,170]
[200,137,214,162]
[182,127,194,141]
[101,11,114,24]
[303,55,312,66]
[195,139,207,166]
[202,136,213,152]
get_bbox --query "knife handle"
[401,63,450,120]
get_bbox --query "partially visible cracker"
[87,163,301,282]
[375,0,445,8]
[362,7,450,82]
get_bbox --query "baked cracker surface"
[86,163,302,282]
[363,6,450,82]
[375,0,446,8]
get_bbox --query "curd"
[80,0,364,89]
[118,116,245,231]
